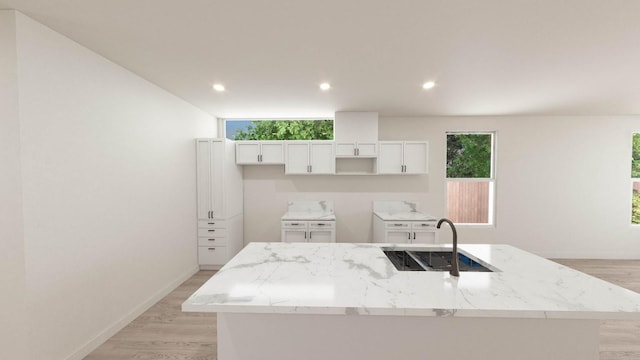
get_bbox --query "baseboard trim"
[65,265,200,360]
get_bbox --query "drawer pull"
[208,222,215,225]
[317,223,326,226]
[291,223,299,226]
[393,224,403,227]
[208,229,215,232]
[208,239,216,241]
[208,248,216,251]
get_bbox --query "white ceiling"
[2,0,640,118]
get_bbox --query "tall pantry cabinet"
[196,139,243,269]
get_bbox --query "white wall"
[8,11,216,359]
[0,11,28,360]
[243,116,640,259]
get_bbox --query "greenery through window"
[446,133,495,224]
[632,133,640,224]
[226,119,333,140]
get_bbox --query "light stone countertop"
[373,211,436,221]
[182,242,640,320]
[281,200,336,221]
[372,200,436,221]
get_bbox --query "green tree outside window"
[446,134,492,178]
[233,120,333,140]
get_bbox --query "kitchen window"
[446,132,495,225]
[632,133,640,225]
[225,119,333,140]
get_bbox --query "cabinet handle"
[309,165,312,172]
[208,222,215,225]
[393,224,403,227]
[408,232,411,240]
[208,248,216,251]
[208,239,216,241]
[291,223,299,226]
[304,232,307,239]
[413,232,416,240]
[356,148,359,156]
[317,223,326,226]
[208,229,216,232]
[309,232,312,239]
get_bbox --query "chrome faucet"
[436,218,460,277]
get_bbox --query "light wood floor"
[84,260,640,360]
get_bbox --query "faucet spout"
[436,218,460,277]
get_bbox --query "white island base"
[218,313,598,360]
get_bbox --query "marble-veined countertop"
[281,200,336,221]
[182,242,640,320]
[373,211,436,221]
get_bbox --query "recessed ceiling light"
[422,81,436,90]
[212,84,225,92]
[320,82,331,91]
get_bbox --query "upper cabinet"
[377,141,428,174]
[335,141,377,157]
[236,141,285,165]
[285,141,335,175]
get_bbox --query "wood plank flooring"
[84,260,640,360]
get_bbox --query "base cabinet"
[197,215,243,269]
[373,216,437,244]
[281,221,336,242]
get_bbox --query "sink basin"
[384,249,493,272]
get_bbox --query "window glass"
[225,119,333,140]
[446,132,495,224]
[446,133,492,178]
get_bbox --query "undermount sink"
[384,249,493,272]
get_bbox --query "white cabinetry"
[281,221,336,242]
[377,141,428,174]
[285,141,335,174]
[335,142,377,157]
[236,141,284,164]
[373,216,437,244]
[196,139,244,269]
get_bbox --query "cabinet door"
[403,142,428,174]
[308,230,334,243]
[285,142,310,174]
[377,142,404,174]
[357,142,377,157]
[196,140,212,220]
[309,142,335,174]
[211,140,225,218]
[386,231,412,243]
[282,230,308,243]
[412,231,436,244]
[260,142,285,164]
[235,142,260,164]
[335,142,357,157]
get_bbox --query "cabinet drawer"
[308,221,335,229]
[198,228,228,238]
[198,237,228,247]
[198,220,227,228]
[198,246,228,265]
[412,221,437,230]
[281,221,308,229]
[385,222,411,229]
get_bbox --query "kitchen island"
[182,242,640,360]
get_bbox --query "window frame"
[445,131,497,227]
[632,132,640,226]
[223,118,334,141]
